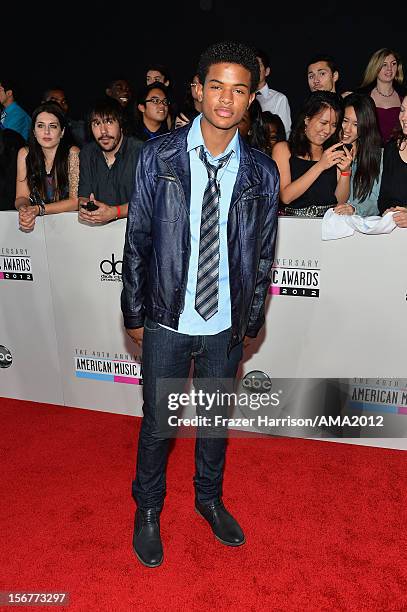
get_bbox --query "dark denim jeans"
[133,320,243,510]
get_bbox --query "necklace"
[375,86,394,98]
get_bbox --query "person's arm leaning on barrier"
[16,147,80,231]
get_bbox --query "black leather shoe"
[133,508,163,567]
[195,500,245,546]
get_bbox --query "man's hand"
[126,327,144,347]
[79,193,117,224]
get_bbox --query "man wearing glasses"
[133,83,170,141]
[122,41,279,567]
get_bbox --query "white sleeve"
[274,95,292,139]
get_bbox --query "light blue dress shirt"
[169,114,240,335]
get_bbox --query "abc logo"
[0,345,12,368]
[100,254,122,276]
[242,370,272,391]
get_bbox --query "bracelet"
[341,171,351,176]
[37,202,46,216]
[115,205,121,220]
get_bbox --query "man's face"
[91,114,122,152]
[139,88,169,123]
[106,80,131,107]
[197,63,254,132]
[146,70,168,86]
[0,83,10,106]
[307,61,338,92]
[256,57,270,89]
[44,89,69,114]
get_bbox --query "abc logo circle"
[0,345,12,368]
[242,370,272,392]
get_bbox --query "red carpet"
[0,397,406,611]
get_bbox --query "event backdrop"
[1,211,407,448]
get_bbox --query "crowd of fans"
[1,46,406,227]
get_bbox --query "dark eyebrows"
[207,79,249,89]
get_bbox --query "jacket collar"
[156,123,263,210]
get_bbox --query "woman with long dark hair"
[377,94,407,227]
[272,91,351,217]
[15,102,79,231]
[238,101,286,156]
[262,112,286,151]
[334,93,382,216]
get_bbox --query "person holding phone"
[78,98,143,225]
[334,93,383,217]
[15,102,79,231]
[272,91,351,217]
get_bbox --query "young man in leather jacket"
[121,41,279,567]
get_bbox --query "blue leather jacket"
[121,124,279,349]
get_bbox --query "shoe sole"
[133,546,163,568]
[194,508,246,547]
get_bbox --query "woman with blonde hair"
[358,48,406,144]
[15,102,79,231]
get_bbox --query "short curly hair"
[197,41,260,93]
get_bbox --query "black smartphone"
[342,143,353,152]
[81,201,99,212]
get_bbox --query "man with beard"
[78,98,143,224]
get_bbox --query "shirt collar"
[3,101,17,114]
[257,83,269,96]
[187,113,240,161]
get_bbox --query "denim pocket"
[144,317,161,332]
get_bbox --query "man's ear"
[265,67,271,78]
[138,103,145,114]
[247,92,256,108]
[164,80,170,87]
[196,81,203,103]
[333,71,339,84]
[105,88,112,97]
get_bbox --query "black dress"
[285,156,338,212]
[377,139,407,214]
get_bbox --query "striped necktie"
[195,145,233,321]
